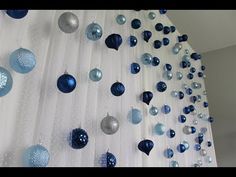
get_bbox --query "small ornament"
[131,19,141,29]
[69,128,89,149]
[141,53,152,65]
[186,88,192,95]
[183,54,190,62]
[201,127,207,134]
[129,108,142,124]
[197,95,201,102]
[187,73,194,80]
[6,10,28,19]
[193,119,198,125]
[163,26,171,35]
[140,91,153,105]
[89,68,102,82]
[164,148,174,158]
[153,40,162,49]
[159,9,167,14]
[156,81,167,92]
[129,35,138,47]
[105,34,122,51]
[183,106,191,114]
[142,31,152,42]
[163,37,169,46]
[57,72,76,93]
[170,26,176,33]
[200,149,207,156]
[208,117,214,123]
[201,65,206,71]
[207,141,212,147]
[155,23,163,31]
[203,102,208,108]
[151,57,160,66]
[106,152,116,167]
[182,141,190,150]
[116,14,126,25]
[197,159,203,166]
[206,156,212,163]
[178,91,184,99]
[167,129,175,138]
[101,113,119,135]
[176,72,183,80]
[177,144,186,153]
[198,72,204,78]
[164,63,172,71]
[138,139,154,156]
[180,61,187,68]
[148,12,156,20]
[173,43,182,54]
[178,115,186,123]
[58,12,79,33]
[0,67,13,97]
[195,144,201,151]
[163,71,173,80]
[193,163,200,167]
[190,96,197,103]
[170,160,179,167]
[183,126,192,135]
[110,81,125,96]
[154,123,166,135]
[189,105,195,112]
[191,126,196,134]
[86,22,103,41]
[191,82,201,89]
[171,91,179,98]
[149,105,159,116]
[161,104,171,114]
[131,63,140,74]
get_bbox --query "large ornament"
[129,108,142,124]
[131,63,140,74]
[148,12,156,20]
[155,23,163,31]
[86,22,103,41]
[105,34,122,50]
[138,139,154,156]
[58,12,79,33]
[141,53,152,65]
[140,91,153,105]
[129,35,138,47]
[116,14,126,25]
[89,68,102,82]
[142,31,152,42]
[164,148,174,158]
[9,48,36,74]
[156,81,167,92]
[23,144,50,167]
[101,113,119,135]
[110,81,125,96]
[131,19,141,29]
[69,128,89,149]
[57,72,76,93]
[0,67,13,97]
[149,105,159,116]
[6,10,28,19]
[154,123,166,135]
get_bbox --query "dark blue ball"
[152,57,160,66]
[155,23,163,31]
[191,126,196,134]
[6,10,28,19]
[195,144,201,151]
[187,73,194,80]
[141,91,153,105]
[106,152,116,167]
[198,133,204,138]
[163,38,170,46]
[201,65,206,71]
[156,81,167,92]
[57,73,76,93]
[163,26,171,35]
[195,137,203,144]
[178,115,186,123]
[167,129,176,138]
[203,102,208,108]
[198,72,204,78]
[131,19,141,29]
[189,105,195,112]
[70,128,89,149]
[190,96,197,103]
[186,88,192,95]
[178,91,184,99]
[162,104,171,114]
[164,148,174,158]
[142,31,152,42]
[159,9,167,14]
[197,54,202,60]
[183,107,191,114]
[190,67,196,73]
[207,141,212,147]
[110,82,125,96]
[208,117,214,123]
[129,35,138,47]
[177,144,186,153]
[191,53,198,60]
[187,61,191,67]
[154,40,162,49]
[164,63,172,71]
[180,61,188,68]
[170,26,176,33]
[178,36,183,42]
[131,63,140,74]
[182,34,188,41]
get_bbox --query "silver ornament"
[193,119,198,125]
[183,126,192,135]
[182,54,190,61]
[171,91,178,98]
[0,67,13,97]
[206,156,212,163]
[86,22,103,41]
[116,14,126,25]
[172,46,180,54]
[101,113,119,135]
[182,141,190,150]
[197,159,203,166]
[89,68,102,82]
[149,105,159,116]
[163,71,173,80]
[176,72,183,80]
[58,12,79,33]
[185,49,189,54]
[197,95,201,102]
[192,82,201,89]
[200,149,207,156]
[175,43,182,50]
[198,113,204,119]
[148,12,156,20]
[182,84,189,90]
[170,160,179,167]
[141,53,152,65]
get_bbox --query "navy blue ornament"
[201,65,206,71]
[208,117,214,123]
[207,141,212,147]
[183,106,191,114]
[177,144,186,153]
[69,128,89,149]
[140,91,153,105]
[195,136,203,144]
[190,67,196,73]
[142,31,152,42]
[178,34,188,42]
[170,26,176,33]
[191,126,196,134]
[167,129,176,138]
[189,105,195,112]
[105,34,122,51]
[198,72,204,78]
[154,40,162,49]
[138,139,154,156]
[178,115,186,123]
[156,81,167,92]
[6,10,28,19]
[187,61,191,68]
[155,23,163,31]
[180,61,188,68]
[106,152,116,167]
[203,102,208,108]
[190,96,197,103]
[164,64,172,71]
[163,38,169,46]
[131,19,141,29]
[164,148,174,158]
[162,104,171,114]
[110,82,125,96]
[57,73,76,93]
[198,133,204,138]
[159,9,167,14]
[190,53,201,60]
[178,91,184,99]
[129,35,138,47]
[195,144,201,151]
[131,63,140,74]
[152,57,160,66]
[186,88,192,95]
[163,26,171,35]
[187,73,194,80]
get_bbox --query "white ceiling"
[167,10,236,53]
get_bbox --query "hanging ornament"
[162,104,171,114]
[131,19,141,29]
[138,139,154,156]
[170,160,179,167]
[167,129,176,138]
[89,68,102,82]
[129,108,142,124]
[69,128,89,149]
[86,22,103,41]
[101,113,119,135]
[155,23,163,31]
[105,34,122,51]
[203,102,208,108]
[159,9,167,14]
[152,57,160,66]
[183,106,191,114]
[149,105,159,116]
[153,40,162,49]
[57,72,76,93]
[6,10,28,19]
[170,26,176,33]
[106,151,117,167]
[141,53,152,65]
[58,12,79,33]
[173,43,182,54]
[142,30,152,42]
[195,144,201,151]
[164,63,172,71]
[0,67,13,97]
[176,72,183,80]
[110,81,125,96]
[154,123,166,135]
[129,35,138,47]
[148,12,156,20]
[177,144,186,153]
[164,148,174,159]
[190,67,196,73]
[182,141,190,150]
[9,48,36,74]
[140,91,153,105]
[163,71,173,80]
[178,115,186,123]
[163,37,170,46]
[156,81,167,92]
[207,141,212,147]
[116,14,126,25]
[23,144,50,167]
[163,26,171,35]
[131,63,140,74]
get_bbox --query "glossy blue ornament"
[190,67,196,73]
[162,104,171,114]
[110,82,125,96]
[89,68,102,82]
[163,71,173,80]
[116,14,126,25]
[0,67,13,97]
[131,19,141,29]
[106,152,116,167]
[195,136,203,144]
[154,123,166,135]
[187,73,194,80]
[195,144,201,151]
[170,26,176,33]
[23,144,49,167]
[129,35,138,47]
[190,96,197,103]
[131,63,140,74]
[152,57,160,66]
[154,40,162,49]
[163,26,170,35]
[208,117,214,123]
[138,139,154,156]
[186,61,191,68]
[69,128,89,149]
[180,61,187,68]
[141,53,152,65]
[167,129,175,138]
[129,108,142,124]
[191,53,201,60]
[183,107,191,114]
[163,38,169,46]
[9,48,36,74]
[203,102,208,108]
[178,91,184,99]
[183,141,190,150]
[207,141,212,147]
[156,81,167,92]
[140,91,153,105]
[105,34,122,51]
[159,9,167,14]
[201,65,206,71]
[86,23,103,41]
[149,105,159,116]
[142,31,152,42]
[6,10,28,19]
[57,73,76,93]
[178,115,186,123]
[186,88,192,95]
[189,105,195,112]
[176,72,183,80]
[148,12,156,20]
[155,23,163,31]
[164,148,174,158]
[177,144,186,153]
[164,63,172,71]
[198,72,204,78]
[191,126,196,134]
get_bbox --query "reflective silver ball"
[149,106,159,116]
[58,12,79,33]
[173,46,180,54]
[101,113,119,135]
[193,119,198,125]
[175,43,182,50]
[148,12,156,20]
[200,149,207,156]
[198,113,204,119]
[183,126,192,135]
[163,71,173,80]
[176,72,183,80]
[171,91,179,98]
[89,68,102,82]
[116,14,126,25]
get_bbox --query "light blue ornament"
[86,22,103,41]
[163,71,173,80]
[176,72,183,80]
[23,144,50,167]
[170,160,179,167]
[128,108,142,124]
[116,14,126,25]
[0,67,13,97]
[9,48,36,74]
[89,68,102,82]
[141,53,152,65]
[149,105,159,116]
[182,141,190,150]
[154,123,166,135]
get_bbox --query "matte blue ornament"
[163,26,170,35]
[138,139,154,156]
[9,48,36,74]
[170,26,176,33]
[89,68,102,82]
[154,40,162,49]
[164,63,172,71]
[186,88,192,95]
[57,73,76,93]
[141,53,152,65]
[23,144,49,167]
[106,152,116,167]
[164,148,174,158]
[156,81,167,92]
[140,91,153,105]
[198,72,204,78]
[110,82,125,96]
[178,115,186,123]
[177,144,186,153]
[105,34,122,51]
[86,22,103,41]
[131,63,140,74]
[159,9,167,14]
[207,141,212,147]
[190,96,197,103]
[0,67,13,97]
[201,65,206,71]
[129,35,138,47]
[116,14,126,25]
[154,123,166,135]
[183,107,191,114]
[187,73,194,80]
[142,31,152,42]
[208,117,214,123]
[163,71,173,80]
[189,105,195,112]
[163,38,169,46]
[6,10,28,19]
[203,102,208,108]
[178,91,184,99]
[190,67,196,73]
[195,144,201,151]
[180,61,187,68]
[162,104,171,114]
[149,105,159,116]
[191,126,196,134]
[176,72,183,80]
[183,141,190,150]
[131,19,141,29]
[155,23,163,31]
[148,12,156,20]
[69,128,89,149]
[152,57,160,66]
[167,129,175,138]
[129,108,142,124]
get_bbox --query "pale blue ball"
[23,144,50,167]
[116,15,126,25]
[0,67,13,97]
[182,141,190,150]
[129,108,142,124]
[86,23,103,41]
[154,123,166,135]
[89,68,102,82]
[141,53,152,65]
[149,106,159,116]
[9,48,36,74]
